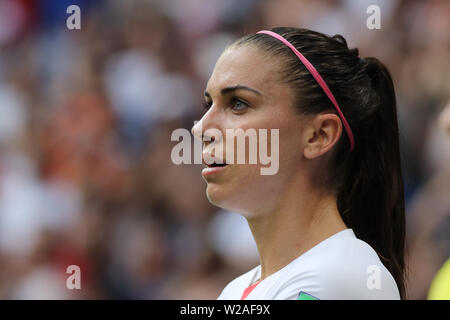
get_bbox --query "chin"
[205,183,257,217]
[203,165,272,214]
[205,183,228,207]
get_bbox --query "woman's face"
[192,44,309,216]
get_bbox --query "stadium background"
[0,0,449,299]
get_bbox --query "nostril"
[202,133,215,142]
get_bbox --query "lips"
[206,161,227,168]
[202,150,227,167]
[201,154,228,177]
[202,164,227,177]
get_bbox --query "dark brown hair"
[232,27,406,299]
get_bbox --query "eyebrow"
[204,85,262,98]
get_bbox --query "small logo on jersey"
[297,291,319,300]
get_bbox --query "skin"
[438,100,450,134]
[192,44,348,281]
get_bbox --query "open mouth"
[202,159,228,177]
[207,162,227,168]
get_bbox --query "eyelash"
[202,97,249,112]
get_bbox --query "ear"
[303,113,342,159]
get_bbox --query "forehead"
[206,45,283,95]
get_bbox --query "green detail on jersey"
[297,291,319,300]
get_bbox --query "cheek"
[204,109,304,213]
[206,138,300,214]
[277,128,304,171]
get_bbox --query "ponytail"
[336,57,406,299]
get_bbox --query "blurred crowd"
[0,0,448,299]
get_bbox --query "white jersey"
[217,229,400,300]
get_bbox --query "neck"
[246,180,347,281]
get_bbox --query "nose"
[192,121,216,144]
[191,108,218,143]
[191,120,203,141]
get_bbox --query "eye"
[203,101,212,110]
[231,98,248,112]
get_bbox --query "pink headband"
[257,30,355,151]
